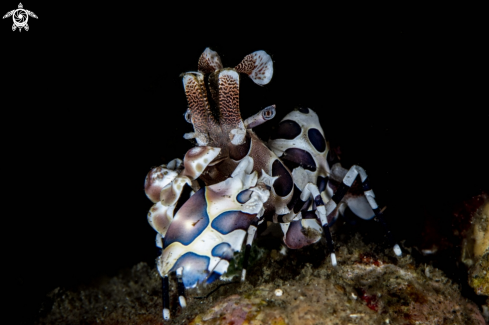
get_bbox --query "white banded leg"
[157,235,172,320]
[325,165,402,257]
[176,267,187,308]
[301,183,337,266]
[162,274,170,320]
[241,221,258,281]
[154,234,170,319]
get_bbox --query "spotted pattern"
[272,159,293,197]
[236,189,253,204]
[308,128,326,152]
[211,242,234,260]
[183,74,215,136]
[297,107,309,114]
[211,210,257,234]
[164,188,209,247]
[169,252,210,288]
[234,52,270,82]
[282,148,317,172]
[234,53,257,75]
[270,120,302,140]
[198,48,223,73]
[284,219,321,249]
[144,166,177,203]
[218,71,242,129]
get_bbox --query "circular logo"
[13,9,28,27]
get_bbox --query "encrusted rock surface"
[456,193,489,296]
[188,237,486,325]
[37,233,486,325]
[470,250,489,297]
[462,195,489,297]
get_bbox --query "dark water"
[3,11,487,323]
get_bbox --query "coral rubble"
[38,233,486,325]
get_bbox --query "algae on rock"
[38,232,486,325]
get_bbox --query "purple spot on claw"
[170,252,210,288]
[164,188,209,247]
[212,242,234,260]
[212,210,256,234]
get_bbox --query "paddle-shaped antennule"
[181,72,218,146]
[183,49,274,148]
[235,50,273,86]
[215,69,246,145]
[198,48,223,74]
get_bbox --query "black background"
[2,4,487,323]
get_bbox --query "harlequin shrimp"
[144,48,402,320]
